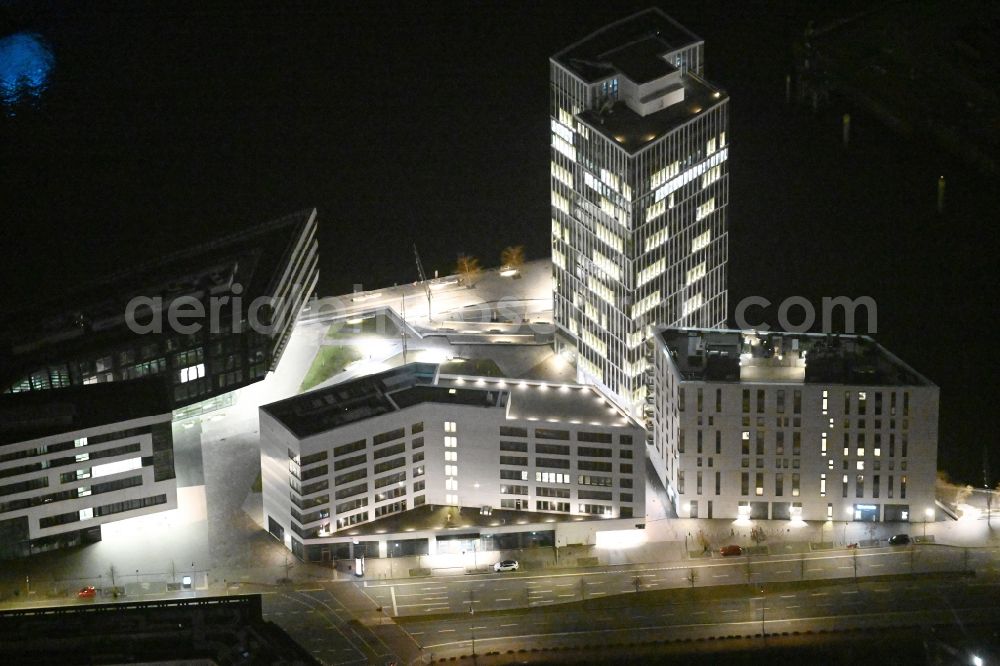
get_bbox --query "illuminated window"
[444,451,457,462]
[445,478,458,491]
[551,161,572,188]
[695,197,716,221]
[686,262,706,286]
[683,293,704,317]
[445,465,457,476]
[551,189,570,213]
[637,258,665,287]
[92,457,142,479]
[179,363,205,383]
[645,227,669,252]
[631,291,660,319]
[445,493,458,505]
[79,507,94,521]
[444,436,457,448]
[74,437,88,448]
[692,230,711,252]
[820,473,827,497]
[444,421,457,433]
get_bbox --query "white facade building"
[259,363,645,561]
[0,379,177,559]
[651,328,938,523]
[550,8,729,418]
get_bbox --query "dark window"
[373,428,405,446]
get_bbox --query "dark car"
[720,545,743,557]
[888,534,910,545]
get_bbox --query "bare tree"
[455,255,482,287]
[107,564,118,588]
[500,245,525,271]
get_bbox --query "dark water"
[1,1,996,483]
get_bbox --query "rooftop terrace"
[552,8,700,84]
[439,375,637,428]
[657,328,933,387]
[578,75,726,153]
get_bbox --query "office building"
[550,8,729,417]
[1,209,319,412]
[0,379,176,559]
[650,328,938,523]
[259,363,644,561]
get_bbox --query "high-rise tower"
[550,8,729,417]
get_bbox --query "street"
[358,543,1000,617]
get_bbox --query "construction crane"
[413,244,432,324]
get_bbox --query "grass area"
[440,357,504,376]
[299,345,361,392]
[327,315,399,339]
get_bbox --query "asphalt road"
[397,576,1000,658]
[260,584,402,666]
[359,545,1000,617]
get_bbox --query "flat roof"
[263,365,643,440]
[439,376,638,428]
[578,76,727,154]
[0,377,172,446]
[657,328,934,387]
[552,8,701,84]
[0,209,316,386]
[261,363,441,439]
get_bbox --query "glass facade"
[550,15,729,418]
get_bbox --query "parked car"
[77,586,96,599]
[720,545,743,557]
[494,559,519,572]
[888,534,911,545]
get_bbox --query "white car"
[494,560,519,572]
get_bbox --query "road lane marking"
[501,623,518,627]
[841,590,858,595]
[722,609,738,613]
[780,595,795,598]
[558,594,575,597]
[496,598,511,602]
[390,586,398,616]
[787,605,800,609]
[438,629,455,633]
[811,592,829,596]
[712,574,729,578]
[775,570,792,574]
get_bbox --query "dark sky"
[1,1,997,483]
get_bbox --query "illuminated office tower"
[550,8,729,418]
